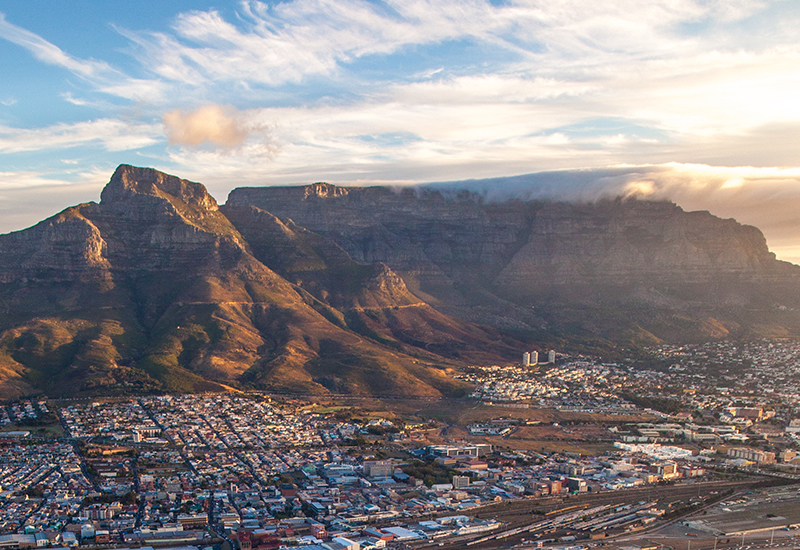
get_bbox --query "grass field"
[413,400,656,425]
[287,396,645,454]
[1,421,65,438]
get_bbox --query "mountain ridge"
[1,165,799,399]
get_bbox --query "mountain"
[227,183,800,345]
[1,165,799,399]
[0,166,512,399]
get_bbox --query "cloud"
[428,163,800,264]
[0,169,112,234]
[6,2,799,152]
[0,12,109,79]
[0,119,161,153]
[0,170,79,191]
[113,0,787,92]
[117,0,512,86]
[106,0,798,180]
[0,12,164,102]
[61,92,87,106]
[163,104,248,148]
[162,104,275,153]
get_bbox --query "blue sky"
[2,1,800,261]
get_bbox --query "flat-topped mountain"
[229,182,800,341]
[1,165,799,398]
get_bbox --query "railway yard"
[409,481,800,550]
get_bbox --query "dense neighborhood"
[2,341,800,550]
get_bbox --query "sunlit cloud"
[163,105,248,148]
[163,104,252,149]
[161,104,278,159]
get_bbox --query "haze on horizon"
[1,1,799,262]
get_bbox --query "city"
[2,340,800,550]
[2,4,800,550]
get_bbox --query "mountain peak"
[101,164,218,211]
[304,182,350,199]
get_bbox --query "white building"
[333,537,361,550]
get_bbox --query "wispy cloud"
[117,0,516,86]
[0,170,79,191]
[0,12,164,102]
[117,0,800,175]
[0,12,110,79]
[61,92,88,106]
[0,119,161,153]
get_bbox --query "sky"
[1,1,800,261]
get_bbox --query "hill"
[1,165,799,398]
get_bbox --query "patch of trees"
[400,459,457,487]
[82,491,137,505]
[619,391,683,414]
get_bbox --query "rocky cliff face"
[494,201,792,301]
[226,184,531,303]
[0,207,110,282]
[226,185,785,287]
[228,183,800,340]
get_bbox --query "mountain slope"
[221,204,522,364]
[0,166,493,398]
